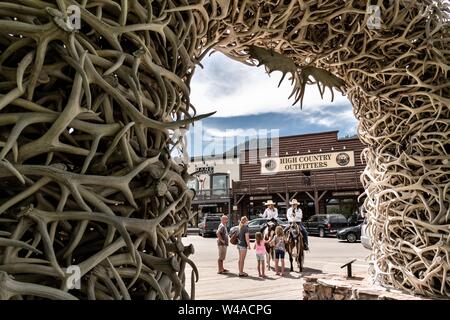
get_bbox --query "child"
[253,232,266,278]
[270,226,286,276]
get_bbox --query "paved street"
[185,235,369,300]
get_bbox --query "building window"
[326,198,358,217]
[211,173,229,196]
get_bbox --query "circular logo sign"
[336,153,350,166]
[264,159,277,171]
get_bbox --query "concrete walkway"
[185,235,369,300]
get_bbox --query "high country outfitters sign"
[261,151,355,174]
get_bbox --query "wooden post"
[334,172,337,190]
[314,189,319,215]
[289,192,298,202]
[285,191,289,210]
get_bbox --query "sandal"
[238,272,248,277]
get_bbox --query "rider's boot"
[304,241,309,251]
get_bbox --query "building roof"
[190,130,360,161]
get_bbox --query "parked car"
[360,219,372,250]
[247,218,289,239]
[304,214,348,237]
[198,214,222,237]
[336,223,362,243]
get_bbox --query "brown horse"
[261,220,277,269]
[285,223,304,272]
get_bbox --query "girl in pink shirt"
[254,232,266,278]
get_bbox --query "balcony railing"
[193,189,231,201]
[233,171,362,195]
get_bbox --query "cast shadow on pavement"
[299,267,323,275]
[221,273,266,281]
[274,267,324,279]
[219,266,323,281]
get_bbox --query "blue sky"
[187,52,357,157]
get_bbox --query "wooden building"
[232,131,366,222]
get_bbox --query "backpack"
[229,227,239,245]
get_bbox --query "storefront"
[187,155,239,226]
[232,131,366,222]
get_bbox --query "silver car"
[360,219,372,250]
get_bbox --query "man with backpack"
[216,215,230,274]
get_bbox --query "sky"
[186,52,357,157]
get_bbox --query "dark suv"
[304,214,349,237]
[198,215,222,237]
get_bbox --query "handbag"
[229,228,239,245]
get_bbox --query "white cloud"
[191,52,351,118]
[300,108,356,128]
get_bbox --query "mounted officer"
[285,199,309,250]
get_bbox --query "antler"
[247,45,347,108]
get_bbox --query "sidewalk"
[184,235,369,300]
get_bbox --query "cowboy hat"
[289,199,300,205]
[264,200,276,206]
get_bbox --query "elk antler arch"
[0,0,448,299]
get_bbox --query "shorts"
[218,245,227,261]
[256,254,265,261]
[275,249,285,259]
[237,245,247,251]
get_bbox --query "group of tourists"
[216,199,309,277]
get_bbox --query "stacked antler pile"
[0,0,212,299]
[0,0,449,299]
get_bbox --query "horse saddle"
[261,220,277,233]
